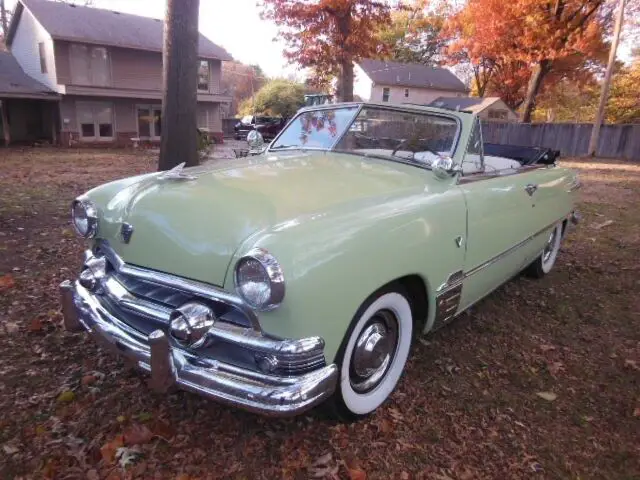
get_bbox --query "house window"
[488,109,508,120]
[137,105,162,139]
[382,87,390,102]
[70,44,111,86]
[38,42,47,73]
[197,106,209,131]
[198,60,210,91]
[404,88,409,98]
[76,102,113,141]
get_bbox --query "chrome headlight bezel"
[71,197,98,238]
[234,248,285,311]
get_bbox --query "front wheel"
[328,287,413,420]
[525,223,563,278]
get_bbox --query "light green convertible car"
[61,102,580,419]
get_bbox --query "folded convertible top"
[483,143,560,165]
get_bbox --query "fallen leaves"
[123,424,153,445]
[1,153,640,479]
[56,390,75,404]
[536,391,558,402]
[100,435,124,464]
[348,467,367,480]
[0,274,15,290]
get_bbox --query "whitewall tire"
[331,288,413,419]
[525,223,563,278]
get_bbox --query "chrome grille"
[82,241,327,376]
[111,270,192,309]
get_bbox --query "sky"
[4,0,635,77]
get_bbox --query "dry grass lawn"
[0,148,638,479]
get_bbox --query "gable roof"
[357,59,468,93]
[0,50,58,99]
[429,96,513,114]
[8,0,232,61]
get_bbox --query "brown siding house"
[6,0,232,147]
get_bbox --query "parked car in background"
[61,102,580,420]
[234,115,285,140]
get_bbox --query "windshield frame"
[266,103,463,169]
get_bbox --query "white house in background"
[354,59,469,104]
[429,96,519,122]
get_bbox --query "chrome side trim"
[567,177,581,192]
[458,164,554,185]
[464,217,563,279]
[433,270,464,331]
[94,241,262,333]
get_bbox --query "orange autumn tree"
[444,0,608,122]
[260,0,391,101]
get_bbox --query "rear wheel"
[525,223,563,278]
[328,287,413,420]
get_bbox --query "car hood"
[91,151,429,286]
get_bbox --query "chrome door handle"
[525,184,538,196]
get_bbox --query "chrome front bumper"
[60,280,338,416]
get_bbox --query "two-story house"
[354,59,469,105]
[5,0,232,146]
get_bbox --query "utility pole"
[587,0,626,156]
[158,0,200,170]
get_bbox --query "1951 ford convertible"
[60,102,580,419]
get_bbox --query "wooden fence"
[482,123,640,160]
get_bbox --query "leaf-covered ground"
[0,149,638,479]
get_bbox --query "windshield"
[270,107,358,150]
[269,106,459,167]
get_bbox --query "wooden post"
[588,0,626,156]
[0,99,10,147]
[158,0,200,171]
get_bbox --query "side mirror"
[247,130,265,155]
[432,156,461,180]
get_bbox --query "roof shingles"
[0,50,58,98]
[358,59,468,93]
[16,0,232,61]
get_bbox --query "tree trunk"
[158,0,200,171]
[1,0,8,40]
[339,59,354,102]
[521,59,551,123]
[1,100,11,147]
[588,0,625,156]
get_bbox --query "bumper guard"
[60,280,338,416]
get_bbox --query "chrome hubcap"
[543,228,557,263]
[350,310,399,393]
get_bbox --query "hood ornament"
[159,162,196,181]
[120,222,134,244]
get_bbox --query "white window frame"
[404,88,409,98]
[382,87,390,102]
[136,104,162,140]
[76,101,114,142]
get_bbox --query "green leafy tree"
[239,79,305,119]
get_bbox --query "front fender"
[224,183,467,363]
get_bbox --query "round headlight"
[71,197,98,238]
[234,248,285,311]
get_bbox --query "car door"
[456,119,540,311]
